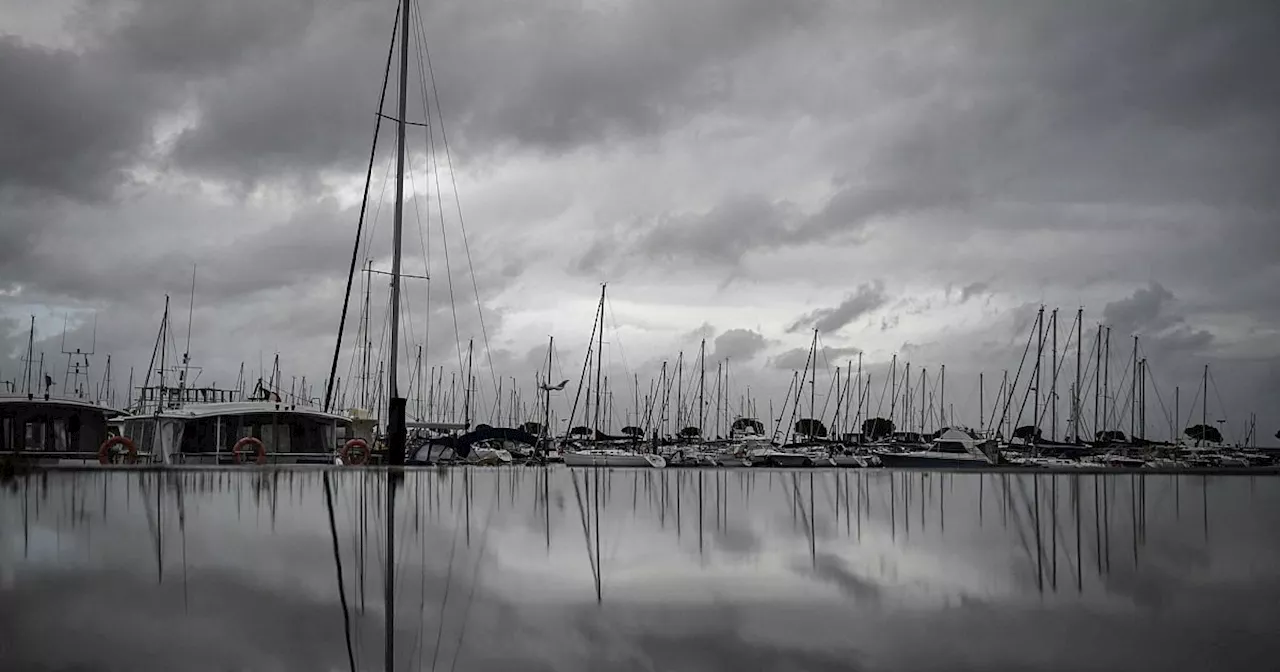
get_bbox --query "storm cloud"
[0,0,1277,442]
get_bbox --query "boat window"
[124,420,157,454]
[934,441,970,454]
[179,418,218,453]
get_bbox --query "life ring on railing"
[232,436,267,465]
[341,438,370,466]
[98,436,138,465]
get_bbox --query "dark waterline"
[2,468,1278,671]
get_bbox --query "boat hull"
[563,451,666,468]
[875,451,993,469]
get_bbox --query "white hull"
[563,451,666,468]
[875,451,992,468]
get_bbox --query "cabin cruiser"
[874,427,999,469]
[118,400,353,465]
[2,393,125,465]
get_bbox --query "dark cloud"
[788,281,888,333]
[0,35,160,201]
[1,0,1278,439]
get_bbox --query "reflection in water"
[3,468,1280,671]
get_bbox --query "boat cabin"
[1,394,121,464]
[119,401,351,465]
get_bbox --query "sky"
[1,0,1277,444]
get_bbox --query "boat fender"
[341,438,370,466]
[232,436,267,465]
[98,436,138,465]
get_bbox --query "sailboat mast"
[1130,335,1137,442]
[979,372,985,434]
[593,285,605,436]
[23,315,34,396]
[940,364,946,428]
[1075,308,1082,442]
[1049,308,1057,441]
[543,336,553,442]
[855,353,863,439]
[699,338,706,437]
[1104,326,1111,437]
[1034,306,1043,437]
[1201,364,1208,446]
[384,0,412,468]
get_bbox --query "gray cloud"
[0,35,160,202]
[769,345,861,371]
[788,282,888,334]
[711,328,766,362]
[1,0,1278,440]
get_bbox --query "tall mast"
[855,352,863,439]
[676,351,683,430]
[713,361,720,440]
[979,372,985,434]
[919,367,925,434]
[1075,308,1083,442]
[1034,306,1043,438]
[362,261,372,410]
[159,296,170,406]
[1049,308,1057,441]
[904,362,911,433]
[1103,326,1111,437]
[890,354,897,430]
[809,328,818,435]
[940,364,946,428]
[593,285,605,436]
[699,338,706,437]
[1201,364,1208,446]
[23,315,34,396]
[384,0,412,470]
[1094,324,1102,441]
[543,337,553,441]
[464,339,473,427]
[1130,335,1138,442]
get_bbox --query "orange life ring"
[232,436,267,465]
[341,438,369,466]
[98,436,138,465]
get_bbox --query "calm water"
[3,468,1279,671]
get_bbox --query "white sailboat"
[562,286,665,468]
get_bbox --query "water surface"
[3,468,1278,671]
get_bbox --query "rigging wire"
[417,2,501,411]
[323,1,400,412]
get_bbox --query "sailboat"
[562,286,665,468]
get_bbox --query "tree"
[621,426,644,437]
[1184,424,1223,444]
[679,426,701,438]
[795,418,828,438]
[520,421,543,436]
[1095,430,1127,443]
[570,425,592,437]
[862,417,895,442]
[1013,425,1042,441]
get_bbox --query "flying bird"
[539,379,570,391]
